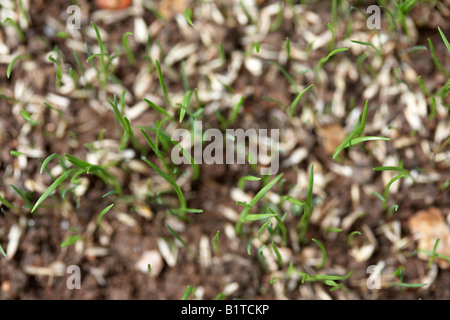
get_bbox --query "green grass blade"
[438,27,450,54]
[428,238,440,268]
[141,156,186,209]
[312,238,327,270]
[347,231,362,246]
[7,54,30,78]
[166,224,194,255]
[245,213,277,221]
[289,84,313,118]
[0,194,17,210]
[143,98,172,118]
[31,168,80,213]
[268,61,298,92]
[97,203,114,227]
[373,166,411,178]
[122,32,136,65]
[155,59,171,107]
[61,234,82,248]
[272,241,284,266]
[428,38,449,77]
[317,47,348,71]
[181,285,195,300]
[213,230,220,255]
[236,173,283,234]
[238,175,261,190]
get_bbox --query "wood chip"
[408,207,450,269]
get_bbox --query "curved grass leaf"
[97,203,114,227]
[312,238,327,270]
[289,84,314,118]
[7,54,30,78]
[31,168,81,213]
[235,173,284,234]
[61,234,82,248]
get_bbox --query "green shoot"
[417,248,450,263]
[2,18,26,42]
[181,285,195,300]
[31,168,81,213]
[90,21,108,88]
[289,84,314,118]
[391,266,427,288]
[438,26,450,54]
[316,47,349,74]
[312,238,327,270]
[213,230,220,255]
[285,37,291,59]
[48,52,62,88]
[97,203,114,228]
[166,224,195,256]
[218,43,226,66]
[227,96,244,126]
[0,244,6,257]
[238,175,261,190]
[270,3,283,32]
[347,231,361,246]
[141,156,187,211]
[9,185,32,208]
[428,238,440,268]
[272,241,284,266]
[269,61,298,92]
[351,40,382,57]
[0,194,18,211]
[373,166,412,178]
[428,38,449,77]
[184,8,194,26]
[6,54,30,78]
[155,60,172,107]
[122,32,136,66]
[239,0,256,25]
[297,164,314,241]
[61,233,82,248]
[235,173,284,234]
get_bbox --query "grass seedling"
[0,193,18,211]
[184,8,194,26]
[238,175,261,190]
[0,244,6,258]
[285,37,291,59]
[312,238,327,270]
[218,42,226,66]
[2,18,26,42]
[427,238,440,268]
[315,47,349,78]
[20,109,39,126]
[239,0,256,25]
[31,168,81,213]
[438,26,450,53]
[141,156,187,213]
[272,241,284,267]
[235,173,284,234]
[155,60,172,107]
[373,166,412,211]
[9,185,32,209]
[347,231,361,246]
[61,234,82,248]
[270,3,283,32]
[6,54,30,78]
[48,48,63,88]
[122,32,136,66]
[417,248,450,264]
[297,164,314,242]
[213,230,220,255]
[391,266,427,288]
[268,61,299,92]
[97,203,114,228]
[333,101,390,159]
[289,84,314,118]
[351,40,382,58]
[89,21,108,88]
[428,38,450,78]
[181,285,195,300]
[166,224,195,256]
